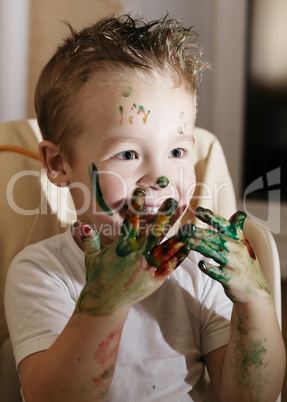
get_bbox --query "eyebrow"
[99,134,195,149]
[99,136,136,149]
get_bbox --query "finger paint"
[119,105,123,125]
[156,176,169,188]
[116,188,146,256]
[122,86,133,97]
[137,105,150,123]
[243,236,256,260]
[121,104,151,124]
[89,163,113,216]
[195,207,240,240]
[77,191,190,316]
[143,198,178,262]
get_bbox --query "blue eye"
[115,150,137,160]
[168,148,184,158]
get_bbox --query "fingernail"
[195,207,210,215]
[73,222,94,238]
[160,198,178,214]
[198,260,207,270]
[133,188,146,197]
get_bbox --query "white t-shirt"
[5,227,232,401]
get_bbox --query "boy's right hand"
[74,188,191,317]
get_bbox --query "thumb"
[73,221,101,256]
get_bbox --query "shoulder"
[10,227,81,266]
[6,227,85,290]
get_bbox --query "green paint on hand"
[156,176,169,188]
[177,127,184,135]
[89,163,113,216]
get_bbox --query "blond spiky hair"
[35,14,208,163]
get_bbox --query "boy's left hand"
[188,207,271,304]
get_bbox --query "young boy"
[5,15,285,402]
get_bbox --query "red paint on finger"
[243,237,256,260]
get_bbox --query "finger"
[120,188,146,239]
[184,224,229,249]
[154,243,191,278]
[230,210,246,232]
[189,238,229,265]
[198,260,231,286]
[116,188,146,256]
[195,207,239,240]
[143,198,178,254]
[146,223,195,267]
[73,221,101,256]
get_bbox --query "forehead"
[78,72,195,142]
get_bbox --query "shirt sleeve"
[4,243,78,367]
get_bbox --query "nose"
[156,176,169,188]
[136,172,170,190]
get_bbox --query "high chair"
[0,119,282,402]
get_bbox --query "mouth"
[120,201,183,228]
[141,205,161,215]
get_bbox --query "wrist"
[76,288,131,319]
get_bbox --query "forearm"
[220,298,285,402]
[21,306,130,402]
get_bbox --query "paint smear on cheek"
[89,163,113,216]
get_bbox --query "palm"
[75,189,191,316]
[188,208,271,303]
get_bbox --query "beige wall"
[27,0,121,117]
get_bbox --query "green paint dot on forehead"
[122,86,133,97]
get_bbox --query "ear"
[39,140,69,186]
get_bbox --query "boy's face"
[64,75,196,244]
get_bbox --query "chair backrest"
[244,217,282,328]
[0,119,282,402]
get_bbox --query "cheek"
[98,172,129,208]
[181,168,196,205]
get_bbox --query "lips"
[141,205,161,215]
